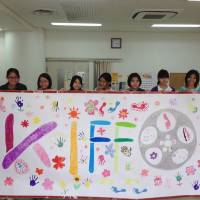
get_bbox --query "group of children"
[0,68,200,92]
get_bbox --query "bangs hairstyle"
[6,68,20,78]
[157,69,169,84]
[70,75,83,90]
[37,73,52,89]
[185,69,200,88]
[98,73,112,86]
[127,73,142,87]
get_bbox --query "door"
[170,73,186,90]
[46,60,92,90]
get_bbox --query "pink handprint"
[98,155,106,165]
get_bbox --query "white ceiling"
[1,0,200,32]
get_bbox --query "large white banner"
[0,92,200,199]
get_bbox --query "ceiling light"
[51,22,102,27]
[0,28,3,31]
[188,0,200,1]
[152,24,200,28]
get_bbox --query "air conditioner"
[131,9,181,20]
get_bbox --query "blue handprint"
[111,186,126,193]
[105,143,115,158]
[56,137,65,148]
[193,180,200,190]
[29,175,39,186]
[133,187,148,194]
[108,101,120,113]
[15,96,24,111]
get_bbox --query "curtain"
[94,60,112,88]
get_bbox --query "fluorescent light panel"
[188,0,200,1]
[51,22,102,27]
[152,24,200,28]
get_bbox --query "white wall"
[46,31,200,80]
[5,30,46,89]
[1,30,200,89]
[0,30,45,89]
[0,32,6,83]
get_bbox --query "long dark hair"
[127,73,142,87]
[37,73,52,89]
[185,69,199,88]
[70,75,83,90]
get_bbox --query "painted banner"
[0,92,200,199]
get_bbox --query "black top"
[0,83,27,90]
[151,86,175,92]
[127,88,145,92]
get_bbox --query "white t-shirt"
[158,85,173,92]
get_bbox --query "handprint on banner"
[2,113,57,169]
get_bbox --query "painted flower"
[25,111,34,118]
[4,177,14,186]
[97,127,106,136]
[21,120,29,128]
[84,100,98,115]
[102,169,110,177]
[32,116,41,125]
[186,166,196,176]
[15,159,29,174]
[42,178,54,190]
[40,105,45,110]
[35,168,44,175]
[150,152,157,160]
[175,173,183,186]
[154,176,162,186]
[118,109,128,120]
[52,156,65,169]
[68,107,80,119]
[141,169,149,177]
[155,101,160,106]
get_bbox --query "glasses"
[8,76,19,79]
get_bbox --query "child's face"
[98,78,110,89]
[187,74,197,87]
[159,78,169,87]
[73,79,82,90]
[39,77,49,90]
[7,72,19,86]
[130,77,140,89]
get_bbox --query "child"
[179,69,200,92]
[151,69,175,92]
[69,75,83,91]
[37,73,53,91]
[96,73,112,91]
[127,73,145,91]
[0,68,27,90]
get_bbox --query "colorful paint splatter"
[0,92,200,199]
